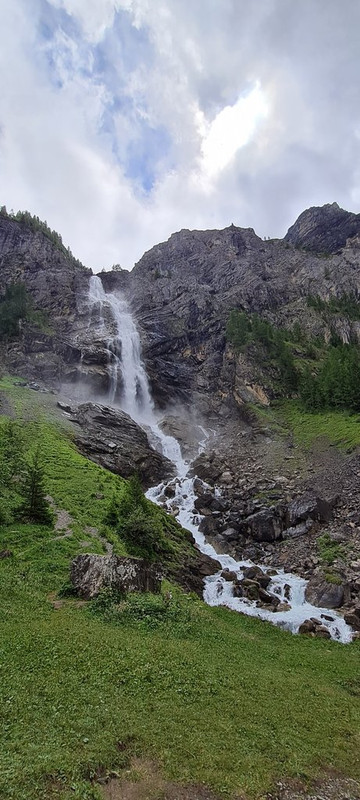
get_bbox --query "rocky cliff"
[0,213,91,383]
[2,204,360,420]
[108,205,360,417]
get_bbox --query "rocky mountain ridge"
[2,202,360,418]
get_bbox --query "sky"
[1,1,360,270]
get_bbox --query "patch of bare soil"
[99,761,360,800]
[99,758,226,800]
[265,774,360,799]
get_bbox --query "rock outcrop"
[71,553,162,599]
[284,202,360,253]
[0,213,91,383]
[67,402,175,487]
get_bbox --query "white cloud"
[0,0,360,270]
[200,83,269,179]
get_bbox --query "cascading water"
[87,276,187,473]
[86,275,353,643]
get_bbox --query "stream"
[86,276,353,643]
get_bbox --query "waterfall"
[86,275,353,643]
[87,276,187,474]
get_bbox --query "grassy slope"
[279,401,360,450]
[1,380,360,799]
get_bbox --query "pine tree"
[18,447,53,524]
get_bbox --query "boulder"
[70,402,174,488]
[194,551,222,577]
[287,494,333,527]
[221,569,238,582]
[243,565,271,588]
[305,575,346,608]
[71,554,162,599]
[344,608,360,631]
[298,619,316,634]
[241,508,284,543]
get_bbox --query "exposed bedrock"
[63,401,175,488]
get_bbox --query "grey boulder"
[71,553,162,599]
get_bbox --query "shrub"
[118,508,170,560]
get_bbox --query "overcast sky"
[1,0,360,270]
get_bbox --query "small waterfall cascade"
[86,275,353,643]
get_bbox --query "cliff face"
[0,214,91,383]
[2,204,360,419]
[109,208,360,416]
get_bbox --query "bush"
[118,508,170,560]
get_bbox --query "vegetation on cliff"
[227,308,360,411]
[0,283,48,339]
[0,205,84,266]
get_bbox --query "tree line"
[0,206,83,267]
[226,308,360,412]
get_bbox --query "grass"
[277,400,360,450]
[1,379,360,799]
[317,533,344,567]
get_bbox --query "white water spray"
[86,275,353,643]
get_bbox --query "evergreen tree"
[18,447,53,524]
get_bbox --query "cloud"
[0,0,360,269]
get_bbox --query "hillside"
[1,379,360,800]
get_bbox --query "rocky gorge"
[1,203,360,637]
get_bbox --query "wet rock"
[344,607,360,631]
[315,626,331,639]
[243,565,271,589]
[194,550,222,577]
[243,565,263,580]
[305,575,346,609]
[274,602,291,613]
[258,587,280,606]
[164,484,176,498]
[298,617,331,638]
[69,402,174,488]
[71,554,162,599]
[221,569,238,582]
[194,493,214,511]
[299,619,316,634]
[199,516,221,537]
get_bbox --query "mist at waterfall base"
[80,276,353,643]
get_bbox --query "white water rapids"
[86,275,353,643]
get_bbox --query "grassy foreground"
[1,380,360,799]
